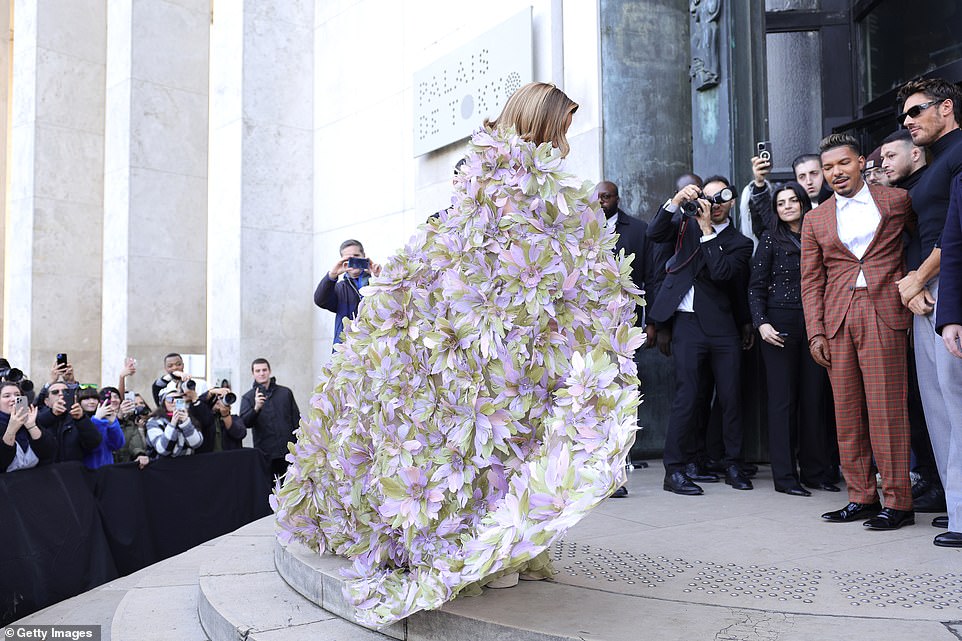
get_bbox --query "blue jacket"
[84,416,125,469]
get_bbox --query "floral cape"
[273,126,644,627]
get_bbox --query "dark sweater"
[906,127,962,269]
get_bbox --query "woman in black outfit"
[748,181,835,496]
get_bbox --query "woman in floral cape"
[273,83,645,626]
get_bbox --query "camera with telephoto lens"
[680,187,736,217]
[207,391,237,406]
[171,371,196,393]
[0,360,35,393]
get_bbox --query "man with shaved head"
[596,180,662,498]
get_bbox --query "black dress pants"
[759,307,833,488]
[663,313,742,473]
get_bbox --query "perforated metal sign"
[413,9,533,157]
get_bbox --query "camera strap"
[665,218,702,275]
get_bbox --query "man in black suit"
[647,176,755,495]
[597,180,662,498]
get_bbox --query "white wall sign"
[413,9,533,157]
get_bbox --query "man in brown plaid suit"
[801,133,915,530]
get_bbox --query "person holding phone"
[1,381,53,473]
[748,181,835,496]
[146,382,203,457]
[35,380,103,463]
[314,239,382,345]
[75,386,125,469]
[114,390,152,467]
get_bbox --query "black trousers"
[664,313,743,473]
[758,307,834,488]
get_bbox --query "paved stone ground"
[7,463,962,641]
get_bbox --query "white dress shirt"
[835,183,881,288]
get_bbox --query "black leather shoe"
[821,502,881,522]
[804,481,841,492]
[724,465,753,490]
[911,478,932,499]
[932,515,949,528]
[684,462,719,483]
[934,531,962,547]
[663,471,704,496]
[741,463,758,478]
[863,508,915,530]
[913,485,947,512]
[775,485,812,497]
[611,485,628,498]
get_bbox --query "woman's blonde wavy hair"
[484,82,579,157]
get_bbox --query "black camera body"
[132,405,150,417]
[681,187,736,217]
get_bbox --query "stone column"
[208,2,314,403]
[5,0,106,383]
[102,0,209,388]
[0,1,10,349]
[599,0,693,459]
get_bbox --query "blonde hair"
[484,82,579,157]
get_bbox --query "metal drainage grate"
[831,570,962,610]
[550,541,962,612]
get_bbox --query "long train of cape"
[273,127,644,626]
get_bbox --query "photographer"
[1,381,53,473]
[193,387,247,453]
[150,353,196,405]
[146,382,203,457]
[314,239,382,345]
[647,177,754,495]
[240,358,300,478]
[36,380,103,463]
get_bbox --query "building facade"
[2,0,958,456]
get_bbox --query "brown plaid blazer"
[801,184,914,340]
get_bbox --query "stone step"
[111,584,209,641]
[275,540,577,641]
[197,531,392,641]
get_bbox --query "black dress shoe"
[775,485,812,497]
[821,502,881,522]
[684,462,719,483]
[932,515,949,528]
[724,465,753,490]
[611,485,628,498]
[863,508,915,530]
[911,478,932,499]
[741,463,758,478]
[913,485,947,512]
[663,471,704,496]
[934,531,962,547]
[803,481,841,492]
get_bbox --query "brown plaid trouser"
[826,290,912,511]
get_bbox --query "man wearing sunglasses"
[893,78,962,548]
[35,380,103,464]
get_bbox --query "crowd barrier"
[0,449,273,625]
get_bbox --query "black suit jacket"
[608,209,664,326]
[646,204,753,336]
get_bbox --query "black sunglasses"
[897,100,942,125]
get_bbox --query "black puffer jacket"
[36,407,103,463]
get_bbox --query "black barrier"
[0,449,273,625]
